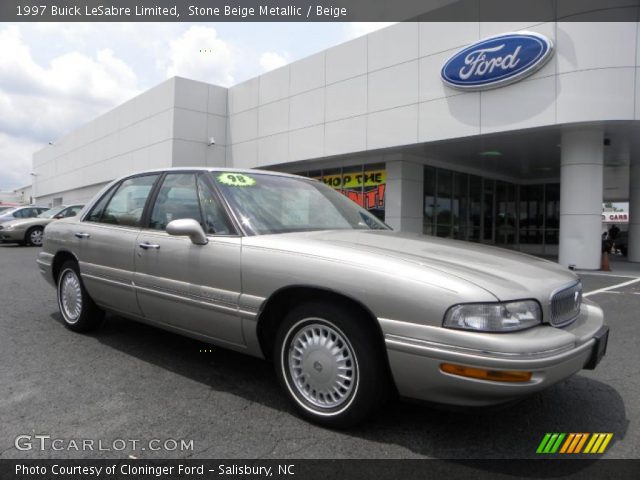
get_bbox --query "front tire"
[57,261,104,332]
[274,302,390,428]
[26,226,44,246]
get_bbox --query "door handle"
[138,242,160,250]
[74,232,90,239]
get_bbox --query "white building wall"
[0,191,21,204]
[34,21,639,196]
[225,21,639,169]
[30,19,640,259]
[32,77,227,205]
[11,185,32,204]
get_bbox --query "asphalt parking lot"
[0,244,638,460]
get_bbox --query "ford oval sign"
[441,32,554,91]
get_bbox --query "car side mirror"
[54,214,64,219]
[166,218,208,245]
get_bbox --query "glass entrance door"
[496,181,516,246]
[482,179,495,244]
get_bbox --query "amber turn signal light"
[440,363,532,383]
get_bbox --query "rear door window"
[89,175,159,227]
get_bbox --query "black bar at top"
[1,0,639,22]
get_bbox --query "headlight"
[4,225,14,231]
[443,300,542,332]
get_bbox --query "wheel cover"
[286,320,357,410]
[30,229,43,246]
[59,270,82,323]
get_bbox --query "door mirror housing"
[166,218,208,245]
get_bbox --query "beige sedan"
[37,169,608,427]
[0,205,83,246]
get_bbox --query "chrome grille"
[550,282,582,326]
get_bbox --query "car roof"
[121,167,307,180]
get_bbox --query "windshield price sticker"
[217,173,256,187]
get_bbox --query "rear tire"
[26,226,44,246]
[274,302,390,428]
[57,261,104,332]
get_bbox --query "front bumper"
[381,300,606,406]
[0,228,26,242]
[37,251,56,287]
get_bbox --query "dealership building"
[31,21,640,269]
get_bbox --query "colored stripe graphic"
[584,434,599,453]
[536,433,565,454]
[597,433,613,453]
[536,433,551,453]
[536,433,552,454]
[584,433,614,454]
[544,434,559,453]
[573,433,589,454]
[559,434,574,453]
[537,433,613,454]
[550,433,565,453]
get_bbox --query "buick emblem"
[573,291,582,310]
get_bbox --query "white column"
[558,128,604,269]
[628,154,640,262]
[385,160,424,233]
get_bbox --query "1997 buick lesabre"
[37,168,609,427]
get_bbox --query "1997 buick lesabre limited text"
[38,168,609,427]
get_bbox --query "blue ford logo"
[441,32,554,91]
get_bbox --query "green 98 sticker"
[217,173,256,187]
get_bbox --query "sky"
[0,21,393,191]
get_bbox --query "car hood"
[251,229,578,301]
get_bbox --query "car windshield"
[212,172,389,235]
[38,206,66,218]
[0,207,19,216]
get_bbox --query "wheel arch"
[51,250,80,284]
[256,285,394,385]
[24,224,45,240]
[25,223,46,230]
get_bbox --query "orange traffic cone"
[601,251,611,271]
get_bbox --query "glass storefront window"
[436,169,453,237]
[362,163,386,221]
[340,165,364,210]
[453,173,468,240]
[423,165,559,251]
[483,179,495,243]
[301,164,560,251]
[469,175,482,242]
[295,164,386,222]
[423,166,436,235]
[308,170,322,182]
[496,181,516,245]
[519,184,547,247]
